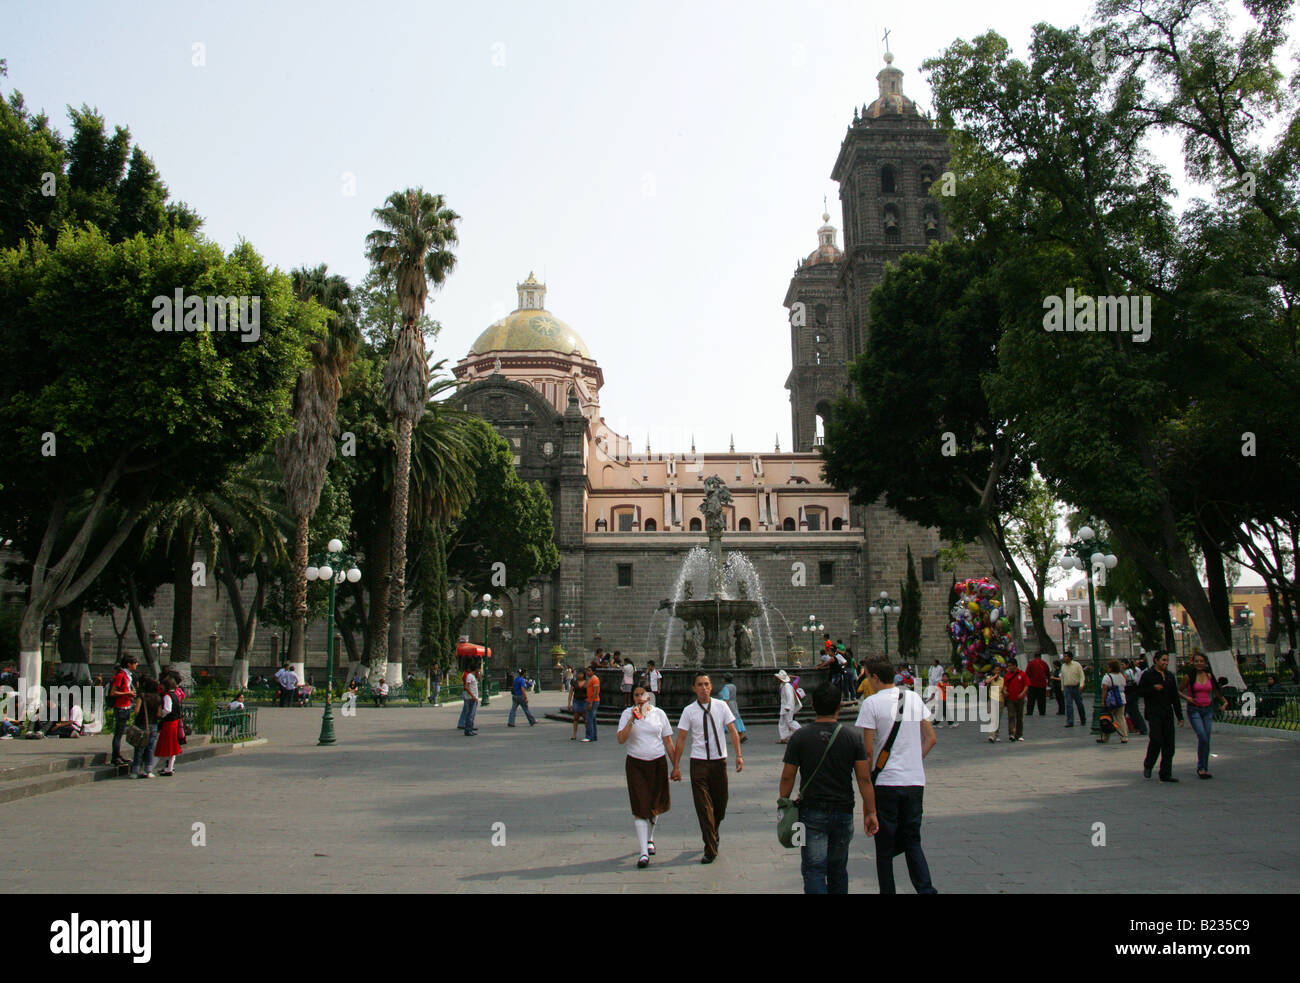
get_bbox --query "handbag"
[777,723,842,849]
[124,696,149,750]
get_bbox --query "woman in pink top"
[1179,651,1227,779]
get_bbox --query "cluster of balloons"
[949,577,1017,673]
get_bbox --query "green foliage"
[898,547,922,662]
[193,688,217,734]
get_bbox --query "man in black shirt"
[778,682,878,894]
[1137,651,1185,782]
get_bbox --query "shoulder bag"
[870,690,907,784]
[777,723,843,848]
[125,695,149,750]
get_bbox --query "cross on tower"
[882,27,891,51]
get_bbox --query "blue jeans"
[458,698,478,734]
[585,701,599,740]
[873,785,937,894]
[112,705,133,760]
[1187,704,1214,772]
[508,695,536,726]
[131,724,158,775]
[1065,685,1087,725]
[799,807,854,894]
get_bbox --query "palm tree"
[365,188,459,682]
[275,265,359,683]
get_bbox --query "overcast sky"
[7,0,1112,455]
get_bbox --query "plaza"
[5,692,1296,894]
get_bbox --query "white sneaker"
[581,738,591,743]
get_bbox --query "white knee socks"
[634,819,649,856]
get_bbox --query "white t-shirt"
[618,706,672,761]
[462,673,479,700]
[929,664,944,687]
[1103,672,1126,705]
[649,668,662,692]
[854,687,930,787]
[676,699,736,760]
[622,663,635,686]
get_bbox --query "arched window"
[880,164,897,194]
[924,207,940,242]
[883,205,901,244]
[644,518,657,531]
[783,517,796,531]
[920,165,935,195]
[689,517,702,532]
[738,517,751,531]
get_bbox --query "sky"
[4,0,1110,456]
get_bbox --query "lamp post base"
[318,699,337,746]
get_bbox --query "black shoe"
[647,841,656,856]
[701,854,716,865]
[1159,776,1179,782]
[507,724,516,727]
[1198,772,1213,779]
[1143,767,1152,778]
[637,855,650,868]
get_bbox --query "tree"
[898,546,922,663]
[275,264,359,682]
[1003,472,1065,655]
[364,188,460,680]
[0,227,324,693]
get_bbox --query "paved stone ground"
[6,689,1298,893]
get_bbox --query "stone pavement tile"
[4,696,1296,893]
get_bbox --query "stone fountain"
[658,475,763,667]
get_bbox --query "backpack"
[1103,674,1123,708]
[1098,710,1116,734]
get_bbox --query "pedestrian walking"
[937,672,955,726]
[1179,650,1228,779]
[1025,653,1049,716]
[569,668,588,741]
[776,669,802,743]
[716,674,747,744]
[618,686,675,868]
[584,667,602,742]
[1124,659,1148,735]
[778,681,878,894]
[646,660,662,706]
[855,660,938,894]
[1003,661,1029,741]
[670,672,743,864]
[1138,652,1184,781]
[1061,652,1087,727]
[620,656,636,707]
[108,655,138,767]
[129,675,161,779]
[1097,660,1129,744]
[458,662,482,736]
[1050,659,1065,715]
[375,678,389,707]
[153,676,183,776]
[507,668,537,727]
[562,665,573,693]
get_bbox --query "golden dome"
[467,273,593,358]
[469,308,592,358]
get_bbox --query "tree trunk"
[386,414,415,685]
[58,602,90,681]
[289,510,309,673]
[1197,528,1233,649]
[367,504,393,681]
[169,529,195,686]
[126,572,157,675]
[977,525,1023,636]
[17,608,43,720]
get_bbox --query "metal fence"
[1216,690,1300,732]
[210,707,258,743]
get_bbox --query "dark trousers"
[278,686,294,708]
[873,785,936,894]
[1026,687,1047,716]
[1051,682,1064,714]
[1143,714,1176,778]
[112,706,132,760]
[689,758,729,858]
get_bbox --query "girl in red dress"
[154,676,184,775]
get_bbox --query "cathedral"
[453,52,966,670]
[4,53,971,680]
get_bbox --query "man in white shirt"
[646,660,662,706]
[776,669,802,742]
[670,672,743,864]
[621,656,636,707]
[855,660,938,894]
[274,663,298,708]
[458,663,481,736]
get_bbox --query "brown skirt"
[625,755,670,819]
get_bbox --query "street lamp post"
[799,614,824,664]
[1053,610,1070,656]
[1059,526,1118,736]
[469,594,504,706]
[527,617,550,694]
[306,538,361,747]
[559,614,575,665]
[868,591,902,660]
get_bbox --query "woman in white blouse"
[617,686,676,868]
